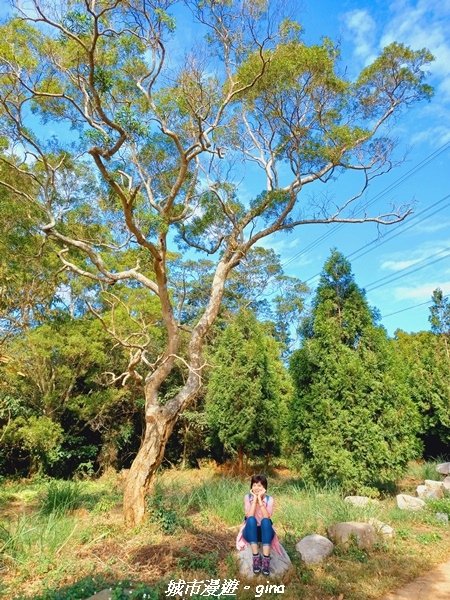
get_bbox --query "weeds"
[148,484,188,534]
[39,481,82,516]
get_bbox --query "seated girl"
[236,474,282,576]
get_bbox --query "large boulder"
[396,494,426,511]
[436,462,450,475]
[295,534,334,564]
[327,522,376,550]
[237,544,292,579]
[417,480,445,499]
[443,476,450,491]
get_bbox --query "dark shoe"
[252,553,261,574]
[261,555,271,576]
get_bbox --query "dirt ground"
[381,559,450,600]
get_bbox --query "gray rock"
[344,495,378,507]
[436,462,450,475]
[368,518,395,539]
[237,543,292,579]
[443,476,450,491]
[425,479,445,490]
[295,534,334,564]
[327,522,376,550]
[436,512,449,525]
[396,494,426,511]
[417,484,444,499]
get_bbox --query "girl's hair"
[250,474,268,490]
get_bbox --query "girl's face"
[251,481,266,496]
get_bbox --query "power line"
[303,193,450,284]
[350,196,450,263]
[281,141,450,269]
[367,253,450,293]
[364,246,450,292]
[382,294,450,319]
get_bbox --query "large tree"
[205,309,288,468]
[394,329,450,455]
[0,1,433,524]
[289,251,420,492]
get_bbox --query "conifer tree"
[205,310,288,468]
[289,250,420,492]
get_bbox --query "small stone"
[344,495,378,507]
[296,534,334,564]
[396,494,425,511]
[368,518,395,539]
[436,512,449,525]
[436,462,450,475]
[327,522,376,550]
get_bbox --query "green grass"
[39,481,83,516]
[1,462,449,600]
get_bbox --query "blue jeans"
[243,516,274,546]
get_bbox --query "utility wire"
[280,141,450,269]
[382,294,450,319]
[366,250,450,292]
[363,245,450,289]
[303,193,450,284]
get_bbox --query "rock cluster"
[396,463,450,513]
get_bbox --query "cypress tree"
[205,310,287,468]
[289,250,420,493]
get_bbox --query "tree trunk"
[123,404,177,526]
[123,257,238,526]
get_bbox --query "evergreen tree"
[394,330,450,456]
[289,250,420,492]
[205,310,288,468]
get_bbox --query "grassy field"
[0,462,449,600]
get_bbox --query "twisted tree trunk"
[123,258,236,526]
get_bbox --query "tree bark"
[123,256,238,526]
[123,404,178,526]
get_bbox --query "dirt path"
[381,559,450,600]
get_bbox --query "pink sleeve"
[266,496,274,517]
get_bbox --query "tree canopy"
[0,0,434,523]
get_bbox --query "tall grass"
[190,478,243,525]
[39,480,83,516]
[0,511,77,567]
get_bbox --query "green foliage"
[147,484,188,534]
[1,416,64,474]
[178,550,219,575]
[289,250,420,492]
[205,310,289,464]
[427,497,450,518]
[39,480,83,516]
[393,330,450,450]
[429,288,450,335]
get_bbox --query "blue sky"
[254,0,450,336]
[2,0,449,337]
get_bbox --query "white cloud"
[342,9,377,65]
[380,241,450,270]
[394,280,450,299]
[381,0,450,100]
[381,259,421,271]
[414,219,450,234]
